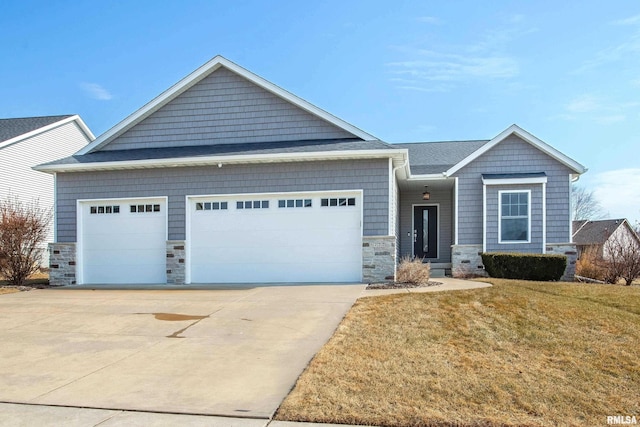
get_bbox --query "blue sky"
[2,1,639,224]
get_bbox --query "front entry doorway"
[413,205,438,259]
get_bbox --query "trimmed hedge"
[481,252,567,281]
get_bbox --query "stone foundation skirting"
[362,236,396,283]
[546,243,578,281]
[49,243,77,286]
[451,244,487,278]
[166,240,186,285]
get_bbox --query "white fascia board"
[0,115,94,150]
[445,124,588,177]
[482,176,548,185]
[34,149,408,174]
[71,115,96,141]
[77,56,377,155]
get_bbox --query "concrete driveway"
[0,284,365,419]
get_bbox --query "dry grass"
[396,256,431,285]
[276,279,640,427]
[0,287,19,295]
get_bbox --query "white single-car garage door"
[188,191,362,283]
[78,198,167,284]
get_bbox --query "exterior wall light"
[422,186,430,200]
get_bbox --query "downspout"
[391,157,409,257]
[542,181,547,253]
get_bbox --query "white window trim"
[498,190,531,244]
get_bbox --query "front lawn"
[276,279,640,427]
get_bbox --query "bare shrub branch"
[603,230,640,286]
[0,196,51,286]
[396,256,430,285]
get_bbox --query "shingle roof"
[572,219,626,245]
[394,140,489,174]
[40,138,398,166]
[0,115,73,144]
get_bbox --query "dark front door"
[414,206,438,259]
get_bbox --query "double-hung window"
[499,191,530,243]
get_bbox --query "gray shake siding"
[55,159,390,242]
[399,187,453,262]
[102,67,355,151]
[454,135,573,248]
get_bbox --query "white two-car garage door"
[78,198,167,285]
[188,191,362,283]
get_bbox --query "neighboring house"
[35,56,586,286]
[572,219,640,259]
[0,115,95,263]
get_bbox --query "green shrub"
[481,252,567,281]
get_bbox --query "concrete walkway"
[0,278,488,426]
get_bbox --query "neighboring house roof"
[572,219,632,245]
[394,140,488,175]
[77,56,377,155]
[0,115,95,150]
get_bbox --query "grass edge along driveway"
[276,279,640,427]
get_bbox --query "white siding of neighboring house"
[604,222,640,260]
[0,120,92,262]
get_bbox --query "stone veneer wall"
[49,243,76,286]
[546,243,578,281]
[451,244,487,278]
[166,240,186,285]
[362,236,396,283]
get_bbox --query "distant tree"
[0,196,51,286]
[572,184,606,220]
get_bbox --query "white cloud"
[593,169,640,223]
[417,16,441,25]
[611,14,640,26]
[566,95,600,113]
[576,30,640,72]
[80,82,113,101]
[388,15,532,92]
[560,94,637,124]
[594,114,626,124]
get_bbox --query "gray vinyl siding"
[399,187,453,262]
[454,135,573,250]
[102,67,355,151]
[485,185,543,253]
[55,159,389,241]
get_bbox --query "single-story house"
[0,115,94,263]
[36,56,586,286]
[573,218,640,259]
